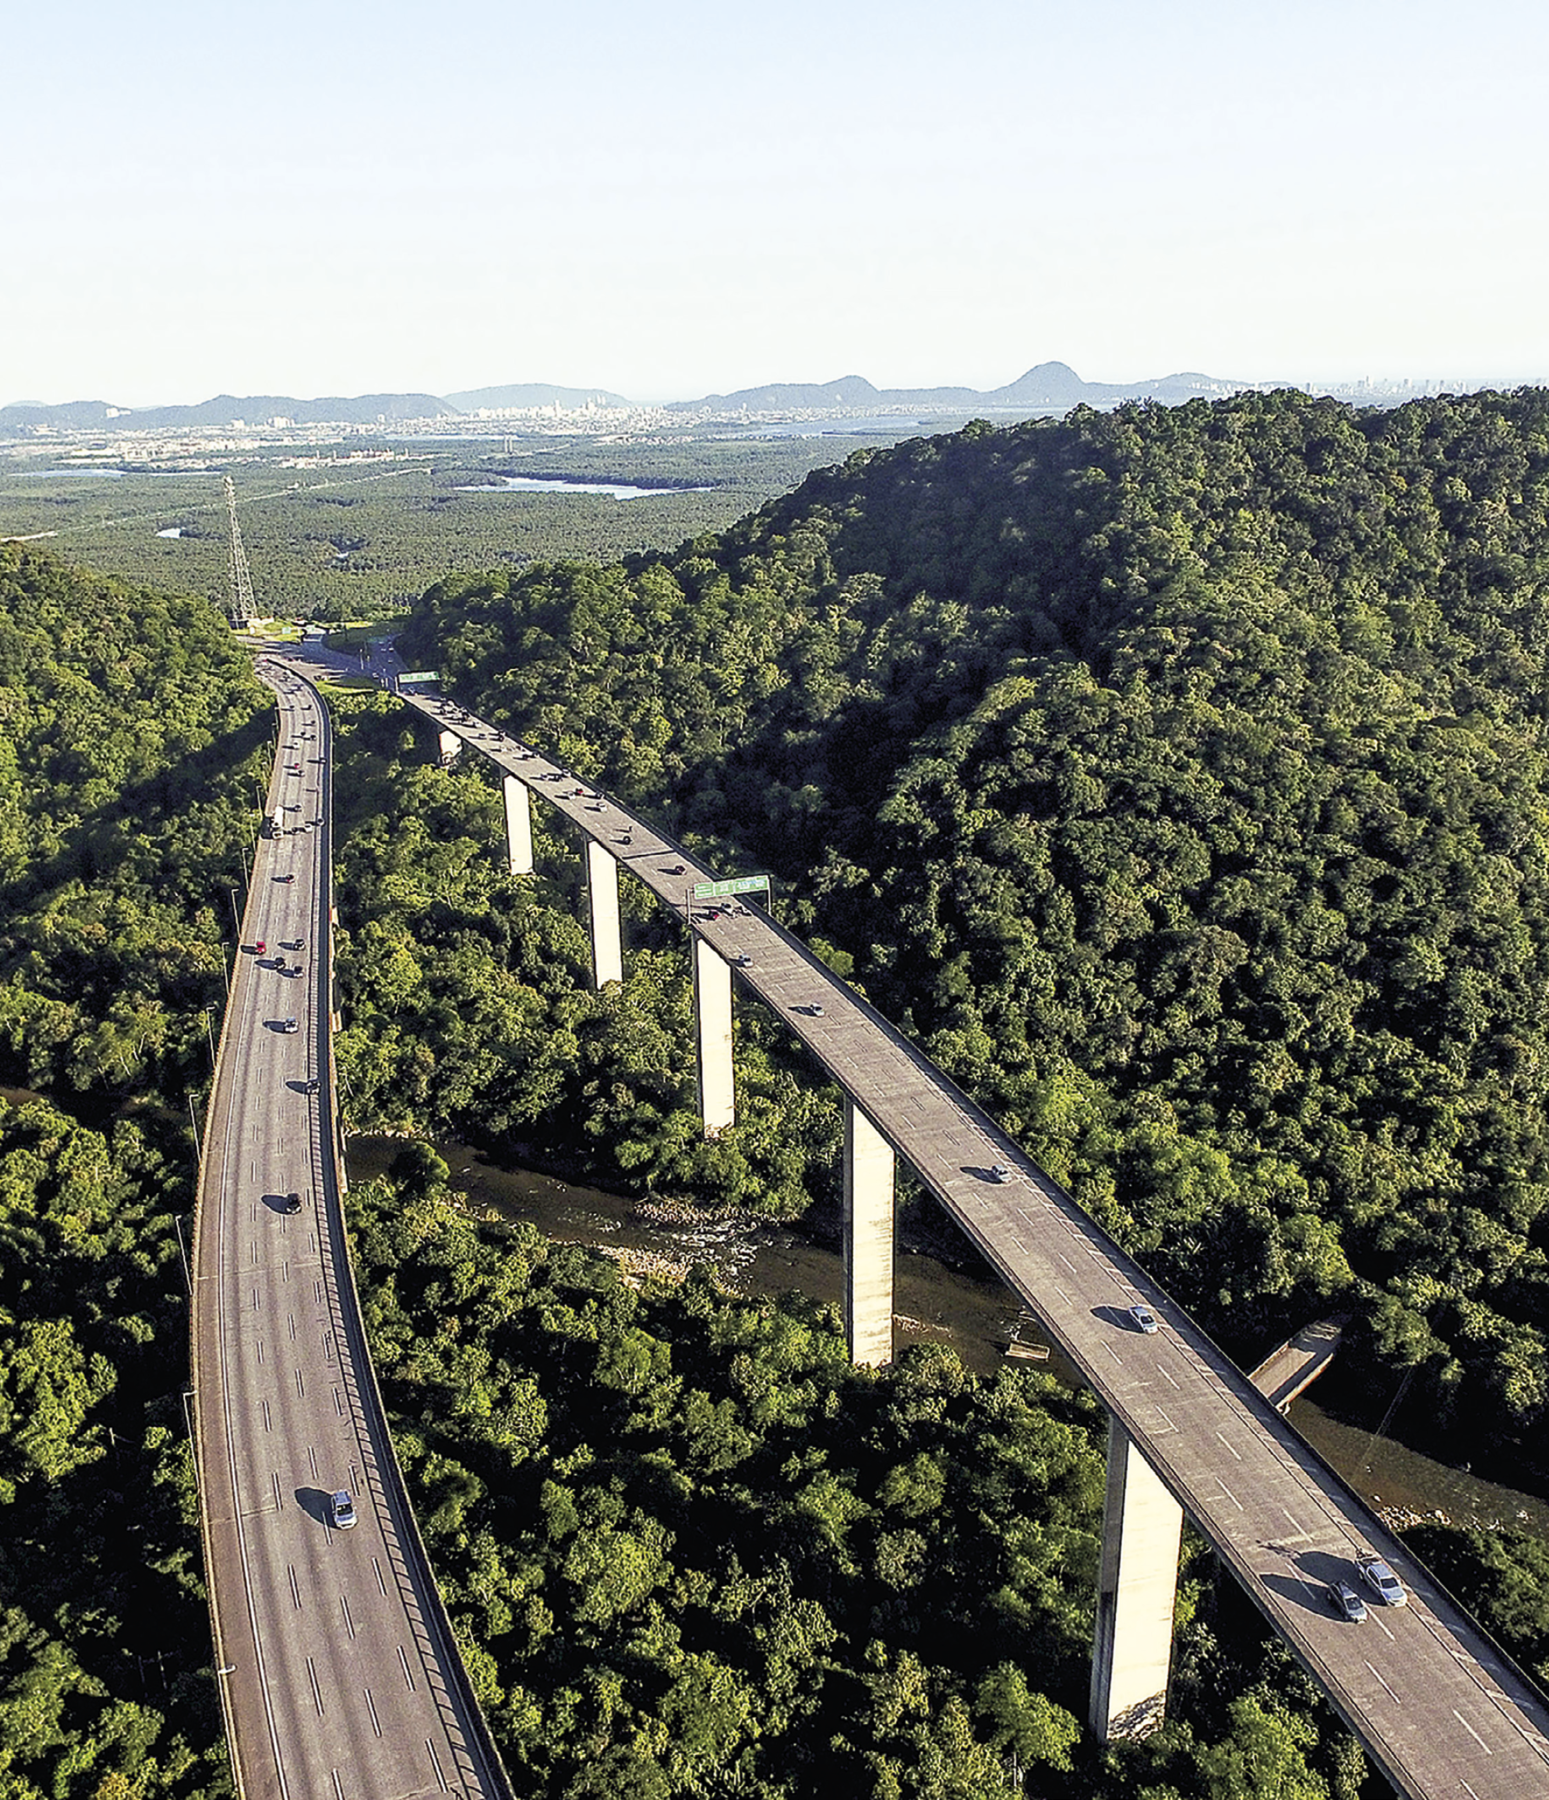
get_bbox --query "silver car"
[1357,1554,1407,1606]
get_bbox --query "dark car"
[1327,1581,1368,1623]
[283,1191,302,1214]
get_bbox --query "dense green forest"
[0,539,1394,1798]
[397,388,1549,1485]
[352,1155,1376,1800]
[11,379,1549,1797]
[328,685,844,1216]
[0,543,268,1797]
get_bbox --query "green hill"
[0,543,270,1798]
[403,386,1549,1478]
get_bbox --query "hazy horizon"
[10,2,1548,411]
[8,359,1541,419]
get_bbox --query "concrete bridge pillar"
[843,1098,894,1367]
[502,775,534,877]
[585,839,624,988]
[437,729,462,768]
[1089,1418,1183,1742]
[693,937,734,1136]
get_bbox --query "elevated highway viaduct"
[270,647,1549,1800]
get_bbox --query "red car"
[255,939,267,954]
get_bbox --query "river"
[345,1133,1549,1543]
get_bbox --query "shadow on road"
[1091,1304,1144,1332]
[293,1487,335,1528]
[1259,1571,1340,1618]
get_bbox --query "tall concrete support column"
[1089,1418,1183,1742]
[693,937,734,1137]
[843,1098,894,1367]
[585,839,623,988]
[437,729,462,768]
[502,775,534,876]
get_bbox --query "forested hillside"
[351,1154,1375,1800]
[400,388,1549,1479]
[0,543,267,1797]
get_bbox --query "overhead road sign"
[692,875,771,901]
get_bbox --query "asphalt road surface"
[190,664,509,1800]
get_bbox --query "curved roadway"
[191,664,509,1800]
[371,676,1549,1800]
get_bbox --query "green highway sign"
[692,875,771,900]
[399,670,440,684]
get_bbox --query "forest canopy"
[0,543,269,1798]
[398,388,1549,1478]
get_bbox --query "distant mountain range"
[0,393,455,432]
[0,362,1258,435]
[662,363,1249,412]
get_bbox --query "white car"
[330,1489,357,1530]
[1357,1554,1408,1607]
[1128,1303,1159,1335]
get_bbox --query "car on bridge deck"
[1357,1553,1408,1607]
[1327,1580,1368,1623]
[330,1489,357,1530]
[1128,1303,1160,1334]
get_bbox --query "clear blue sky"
[9,0,1548,407]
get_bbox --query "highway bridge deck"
[376,675,1549,1800]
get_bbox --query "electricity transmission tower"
[225,476,256,627]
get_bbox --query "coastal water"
[455,475,711,500]
[9,467,127,479]
[344,1132,1549,1541]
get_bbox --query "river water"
[345,1133,1549,1542]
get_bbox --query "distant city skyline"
[9,0,1548,410]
